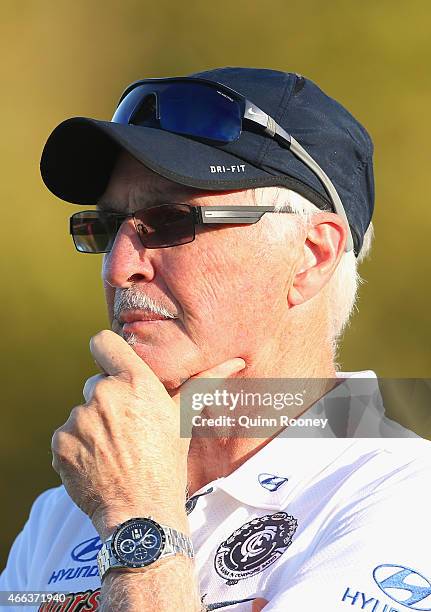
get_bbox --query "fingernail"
[222,358,246,374]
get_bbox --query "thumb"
[172,358,246,438]
[193,358,247,380]
[171,357,246,405]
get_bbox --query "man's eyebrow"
[96,196,187,213]
[96,180,244,212]
[96,201,123,212]
[96,200,132,214]
[97,186,208,212]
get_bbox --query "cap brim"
[40,117,297,205]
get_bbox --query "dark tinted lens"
[112,85,154,124]
[130,94,158,126]
[112,82,242,142]
[134,204,195,248]
[160,83,241,142]
[70,212,120,253]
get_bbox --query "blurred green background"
[1,0,430,569]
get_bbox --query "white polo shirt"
[1,371,430,612]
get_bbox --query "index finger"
[90,329,155,381]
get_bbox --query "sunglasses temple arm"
[287,136,354,253]
[198,208,267,224]
[256,111,354,253]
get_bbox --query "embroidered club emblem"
[214,512,298,585]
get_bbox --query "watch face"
[112,518,165,568]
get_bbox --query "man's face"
[100,151,302,389]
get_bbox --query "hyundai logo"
[373,564,431,610]
[71,536,103,562]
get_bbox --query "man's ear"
[288,212,347,307]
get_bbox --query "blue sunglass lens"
[112,82,242,143]
[160,84,241,142]
[112,86,152,124]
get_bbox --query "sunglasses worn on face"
[110,77,353,252]
[70,204,296,253]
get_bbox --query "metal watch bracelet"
[97,523,194,580]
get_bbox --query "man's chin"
[119,331,188,392]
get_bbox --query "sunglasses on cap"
[70,77,354,254]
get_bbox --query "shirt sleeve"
[262,455,431,612]
[0,488,58,592]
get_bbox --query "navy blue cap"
[40,67,374,255]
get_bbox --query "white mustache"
[113,287,178,321]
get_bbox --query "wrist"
[99,557,201,612]
[93,504,189,541]
[97,515,194,588]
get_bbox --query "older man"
[1,68,430,612]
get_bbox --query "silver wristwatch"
[97,516,194,581]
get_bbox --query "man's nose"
[102,219,156,288]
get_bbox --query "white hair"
[253,186,374,353]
